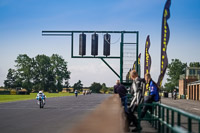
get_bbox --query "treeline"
[89,82,113,93]
[4,54,70,93]
[73,80,113,93]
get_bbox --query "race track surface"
[0,94,111,133]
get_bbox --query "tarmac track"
[0,94,111,133]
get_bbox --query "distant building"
[187,80,200,101]
[179,67,200,99]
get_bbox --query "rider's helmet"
[39,91,43,94]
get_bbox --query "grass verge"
[0,92,75,103]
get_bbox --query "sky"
[0,0,200,87]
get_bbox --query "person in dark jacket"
[117,82,128,113]
[114,80,120,94]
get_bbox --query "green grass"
[0,92,75,103]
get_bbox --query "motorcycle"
[37,95,45,108]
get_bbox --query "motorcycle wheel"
[40,101,42,108]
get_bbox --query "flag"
[129,53,141,80]
[126,68,131,81]
[138,53,141,65]
[144,35,151,93]
[130,53,141,78]
[128,68,131,80]
[157,0,171,88]
[138,53,141,76]
[132,61,136,70]
[144,35,151,77]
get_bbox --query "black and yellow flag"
[129,61,136,80]
[157,0,171,88]
[144,35,151,77]
[132,53,141,71]
[132,61,136,71]
[130,53,141,79]
[138,53,141,76]
[144,36,151,94]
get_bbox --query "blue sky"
[0,0,200,87]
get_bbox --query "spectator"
[141,73,159,118]
[173,89,176,100]
[130,70,145,107]
[116,80,128,113]
[126,70,144,132]
[114,80,120,94]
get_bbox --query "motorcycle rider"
[74,90,78,97]
[36,91,46,105]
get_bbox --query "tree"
[4,54,71,93]
[15,54,33,93]
[73,80,83,92]
[164,59,187,92]
[89,82,102,93]
[101,83,108,94]
[107,87,114,93]
[33,54,51,92]
[189,62,200,67]
[164,82,175,92]
[50,54,70,92]
[4,69,17,88]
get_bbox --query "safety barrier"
[138,102,200,133]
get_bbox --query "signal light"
[91,33,98,56]
[103,33,111,56]
[79,33,86,56]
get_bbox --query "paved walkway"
[161,97,200,116]
[160,97,200,133]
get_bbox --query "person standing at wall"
[114,80,120,94]
[116,80,128,113]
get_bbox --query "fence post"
[177,113,181,127]
[198,121,200,133]
[152,103,155,127]
[162,107,165,133]
[167,109,169,133]
[171,110,174,133]
[158,106,161,133]
[188,118,192,132]
[155,105,158,129]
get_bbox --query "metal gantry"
[42,30,139,86]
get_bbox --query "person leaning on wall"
[140,73,160,118]
[115,80,128,113]
[114,80,120,94]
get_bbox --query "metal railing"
[137,102,200,133]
